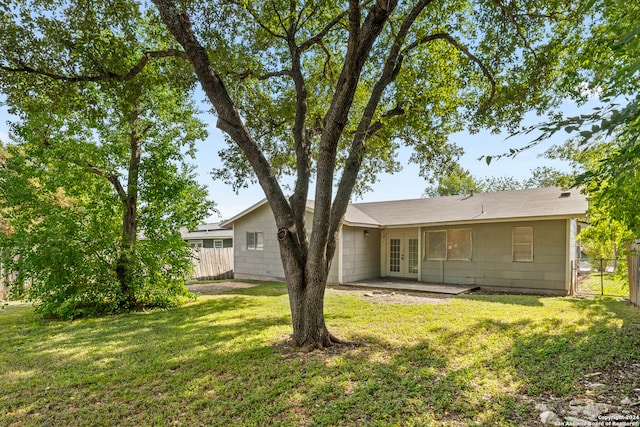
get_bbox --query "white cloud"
[578,81,603,99]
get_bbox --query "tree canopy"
[1,0,596,343]
[484,0,639,240]
[0,2,214,318]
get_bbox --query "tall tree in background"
[0,4,213,318]
[424,165,571,197]
[489,0,639,238]
[2,1,590,345]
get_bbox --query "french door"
[387,234,419,278]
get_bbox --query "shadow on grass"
[222,281,289,297]
[459,293,549,306]
[2,291,640,426]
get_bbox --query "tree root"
[298,333,352,353]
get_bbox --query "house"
[221,187,588,295]
[180,222,233,249]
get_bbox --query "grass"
[577,271,629,296]
[1,282,640,426]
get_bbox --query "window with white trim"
[513,226,533,262]
[190,240,203,249]
[213,239,223,248]
[425,229,472,261]
[246,232,264,250]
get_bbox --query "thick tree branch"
[286,11,311,266]
[314,0,398,272]
[151,0,293,237]
[329,0,432,246]
[0,50,188,82]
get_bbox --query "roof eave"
[380,213,588,229]
[342,221,381,228]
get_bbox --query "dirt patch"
[328,286,451,305]
[187,282,451,304]
[186,281,260,295]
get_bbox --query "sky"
[0,97,594,223]
[180,98,592,221]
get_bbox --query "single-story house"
[180,222,233,249]
[221,187,588,295]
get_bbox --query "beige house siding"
[337,226,380,283]
[233,204,342,282]
[420,219,569,295]
[233,203,285,281]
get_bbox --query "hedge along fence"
[0,248,234,300]
[190,247,234,281]
[628,242,640,307]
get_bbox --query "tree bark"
[116,196,137,309]
[152,0,396,350]
[115,115,142,309]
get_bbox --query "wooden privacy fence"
[191,247,234,281]
[628,242,640,307]
[0,264,18,301]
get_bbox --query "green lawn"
[1,283,639,426]
[577,271,629,296]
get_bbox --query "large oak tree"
[0,2,214,318]
[1,0,590,344]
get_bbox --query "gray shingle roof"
[221,187,588,229]
[348,187,587,227]
[180,222,233,240]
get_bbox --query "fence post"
[600,258,604,296]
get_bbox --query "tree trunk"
[288,276,333,350]
[115,116,142,310]
[152,0,395,349]
[283,255,338,351]
[277,227,342,351]
[116,196,137,309]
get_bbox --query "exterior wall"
[420,219,570,295]
[233,204,330,282]
[335,226,380,283]
[233,203,285,281]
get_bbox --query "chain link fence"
[573,258,629,297]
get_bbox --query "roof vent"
[560,191,571,198]
[469,189,474,196]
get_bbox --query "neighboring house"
[180,222,233,249]
[221,187,588,295]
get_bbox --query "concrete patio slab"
[339,278,479,295]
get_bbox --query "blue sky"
[182,98,593,220]
[0,98,593,222]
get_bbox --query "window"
[513,226,533,262]
[426,231,446,260]
[246,231,264,250]
[448,229,472,260]
[389,238,401,272]
[426,229,472,261]
[213,240,223,248]
[408,238,419,273]
[190,240,203,249]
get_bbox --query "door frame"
[384,230,420,279]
